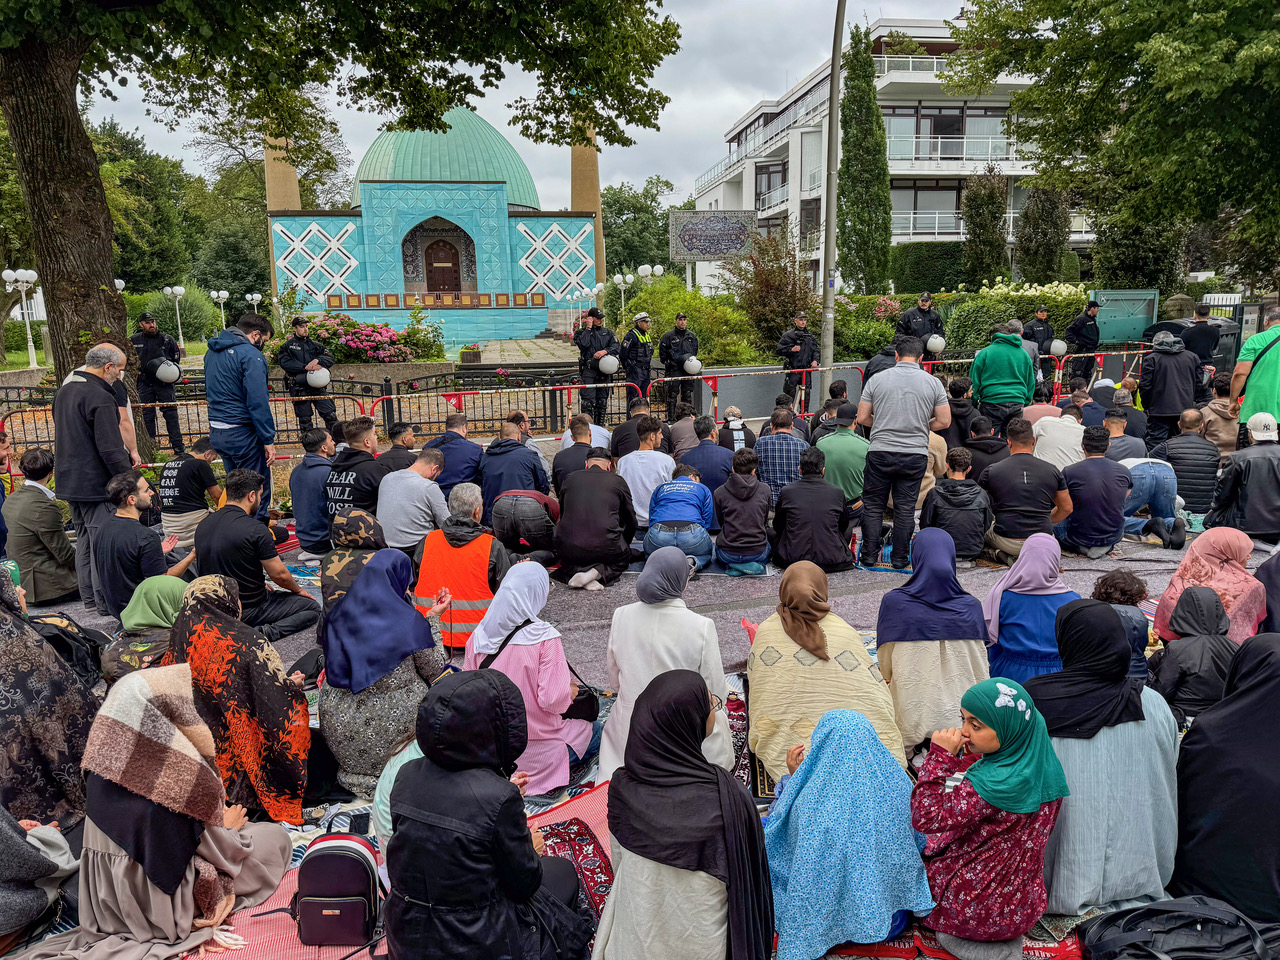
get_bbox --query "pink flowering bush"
[266,312,414,364]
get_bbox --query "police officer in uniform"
[1065,300,1102,382]
[277,316,338,433]
[897,292,946,360]
[659,312,700,417]
[776,312,819,410]
[574,307,620,426]
[130,312,185,454]
[619,311,655,403]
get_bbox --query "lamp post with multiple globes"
[244,292,263,314]
[210,289,230,326]
[162,285,186,348]
[2,268,39,367]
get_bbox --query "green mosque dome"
[351,108,541,210]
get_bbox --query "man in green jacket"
[970,324,1035,437]
[815,403,869,509]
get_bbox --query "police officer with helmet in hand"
[574,307,620,426]
[659,312,700,417]
[777,312,819,409]
[131,312,186,454]
[277,316,338,434]
[620,311,655,402]
[897,292,946,360]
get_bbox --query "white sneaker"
[584,580,605,591]
[568,569,600,589]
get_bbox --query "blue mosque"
[266,108,600,344]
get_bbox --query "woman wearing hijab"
[1154,527,1266,645]
[463,563,596,796]
[1149,586,1237,726]
[0,576,97,829]
[160,576,310,823]
[877,530,990,754]
[1025,600,1178,915]
[599,547,732,783]
[385,670,593,960]
[318,548,451,797]
[1172,633,1280,920]
[595,670,772,960]
[981,533,1081,683]
[911,678,1068,960]
[765,710,934,959]
[748,561,904,781]
[101,576,188,683]
[21,665,291,960]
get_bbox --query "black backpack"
[290,833,383,947]
[1079,896,1273,960]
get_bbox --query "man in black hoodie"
[772,447,855,572]
[937,377,978,450]
[1140,331,1207,447]
[963,417,1010,478]
[553,449,639,588]
[712,448,774,570]
[477,422,549,525]
[326,415,391,517]
[920,447,994,561]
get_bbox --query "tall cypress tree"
[962,163,1010,285]
[1013,186,1070,283]
[836,24,892,294]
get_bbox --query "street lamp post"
[2,268,39,368]
[244,292,262,314]
[818,0,849,397]
[163,285,187,348]
[114,279,125,293]
[613,273,634,312]
[210,289,230,326]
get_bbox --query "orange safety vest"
[413,529,494,649]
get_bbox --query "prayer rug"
[537,817,614,919]
[528,781,611,860]
[824,931,918,957]
[727,692,751,788]
[914,926,1081,960]
[1030,911,1104,943]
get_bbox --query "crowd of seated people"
[5,313,1280,960]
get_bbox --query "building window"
[890,179,962,235]
[800,198,821,246]
[755,162,787,205]
[758,215,786,239]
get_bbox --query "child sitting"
[920,448,993,561]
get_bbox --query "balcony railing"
[891,210,1095,239]
[802,169,823,194]
[873,55,949,75]
[887,136,1019,163]
[695,86,830,194]
[755,183,789,211]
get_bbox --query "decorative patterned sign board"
[668,210,757,262]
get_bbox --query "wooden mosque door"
[425,240,461,292]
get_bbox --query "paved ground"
[58,532,1277,691]
[479,337,577,364]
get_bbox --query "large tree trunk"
[0,36,154,459]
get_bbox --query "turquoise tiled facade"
[268,112,595,346]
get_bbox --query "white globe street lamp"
[210,289,230,326]
[3,267,40,368]
[613,273,633,312]
[114,279,125,293]
[164,285,187,348]
[637,264,652,279]
[244,292,262,313]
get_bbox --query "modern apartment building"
[692,17,1094,291]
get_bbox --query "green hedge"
[613,275,772,366]
[1059,250,1081,282]
[945,296,1017,351]
[889,241,966,294]
[4,320,46,353]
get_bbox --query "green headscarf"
[120,577,188,632]
[959,677,1070,815]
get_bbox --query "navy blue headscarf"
[319,549,436,692]
[876,528,986,646]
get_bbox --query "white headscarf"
[470,563,561,655]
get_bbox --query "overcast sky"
[87,0,958,209]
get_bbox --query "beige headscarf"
[777,561,831,660]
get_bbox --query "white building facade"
[692,18,1094,291]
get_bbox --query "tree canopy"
[600,175,690,277]
[946,0,1280,288]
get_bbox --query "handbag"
[480,619,600,723]
[1077,896,1273,960]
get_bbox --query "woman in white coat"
[598,547,734,782]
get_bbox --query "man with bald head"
[54,342,134,614]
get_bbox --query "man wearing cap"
[776,312,819,409]
[815,402,869,508]
[619,311,655,401]
[1205,412,1280,541]
[1065,300,1102,382]
[574,307,620,426]
[130,312,185,454]
[897,292,945,359]
[659,312,700,417]
[277,316,338,434]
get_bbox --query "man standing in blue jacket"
[204,313,276,518]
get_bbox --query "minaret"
[263,138,302,298]
[570,130,606,295]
